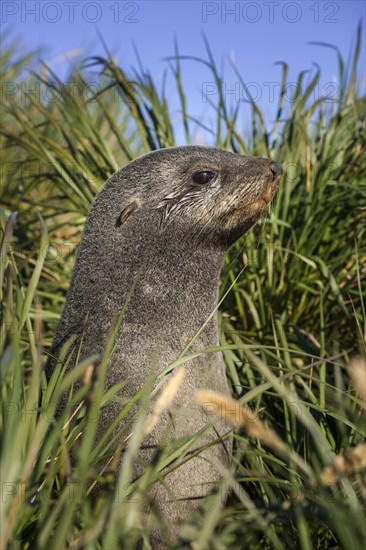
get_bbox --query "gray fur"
[46,146,280,547]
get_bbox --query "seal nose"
[270,161,281,179]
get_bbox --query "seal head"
[110,146,280,249]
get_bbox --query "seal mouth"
[220,174,280,235]
[237,174,280,214]
[261,174,280,206]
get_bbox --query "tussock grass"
[1,26,365,549]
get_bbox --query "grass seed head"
[144,367,186,435]
[321,442,366,484]
[347,358,366,408]
[195,390,285,452]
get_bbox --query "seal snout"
[270,161,281,180]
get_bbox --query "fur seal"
[46,146,280,547]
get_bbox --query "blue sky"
[3,0,365,144]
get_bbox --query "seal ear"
[115,201,139,227]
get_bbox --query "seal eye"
[192,170,215,185]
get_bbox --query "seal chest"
[47,146,280,547]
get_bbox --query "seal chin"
[219,213,262,246]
